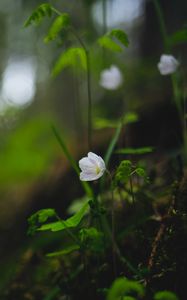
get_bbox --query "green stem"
[86,50,92,150]
[102,0,107,34]
[153,0,168,52]
[153,0,185,155]
[106,170,117,278]
[129,176,135,203]
[52,6,93,150]
[69,27,92,150]
[102,214,142,279]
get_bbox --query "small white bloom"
[79,152,106,181]
[99,65,123,90]
[158,54,179,75]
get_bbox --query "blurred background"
[0,0,187,297]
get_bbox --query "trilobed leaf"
[24,3,53,27]
[154,291,179,300]
[109,29,129,47]
[38,201,89,232]
[27,208,56,235]
[52,47,87,76]
[98,36,123,52]
[114,160,133,186]
[44,13,70,43]
[107,277,144,300]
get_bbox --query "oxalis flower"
[99,65,123,90]
[158,54,179,75]
[79,152,106,181]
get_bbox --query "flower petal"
[79,157,95,171]
[80,171,103,181]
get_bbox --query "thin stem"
[102,0,107,34]
[102,214,142,279]
[129,176,135,203]
[86,50,92,150]
[153,0,185,158]
[69,27,92,150]
[153,0,168,52]
[106,170,117,278]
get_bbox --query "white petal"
[158,54,179,75]
[79,157,95,171]
[99,65,123,90]
[88,152,100,162]
[80,170,103,181]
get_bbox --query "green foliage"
[52,47,87,76]
[98,36,123,52]
[38,202,89,232]
[24,3,53,27]
[114,161,149,187]
[107,277,144,300]
[122,112,139,124]
[93,117,119,129]
[167,27,187,46]
[154,291,179,300]
[28,208,56,235]
[116,147,154,155]
[109,29,129,47]
[46,244,80,257]
[114,160,133,185]
[79,227,104,253]
[44,14,70,43]
[98,29,129,52]
[94,112,138,130]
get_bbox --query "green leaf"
[167,28,187,46]
[107,277,144,300]
[134,167,149,183]
[134,167,146,177]
[93,117,119,129]
[122,112,139,124]
[24,3,53,27]
[38,201,89,232]
[154,291,179,300]
[44,13,70,43]
[98,28,129,52]
[28,208,56,235]
[79,227,104,253]
[109,29,129,47]
[46,244,80,257]
[52,47,87,76]
[51,125,93,198]
[98,36,123,52]
[116,147,154,155]
[114,160,132,185]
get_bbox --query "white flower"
[99,65,123,90]
[79,152,106,181]
[158,54,179,75]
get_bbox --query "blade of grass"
[100,122,122,191]
[51,125,93,197]
[104,122,122,167]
